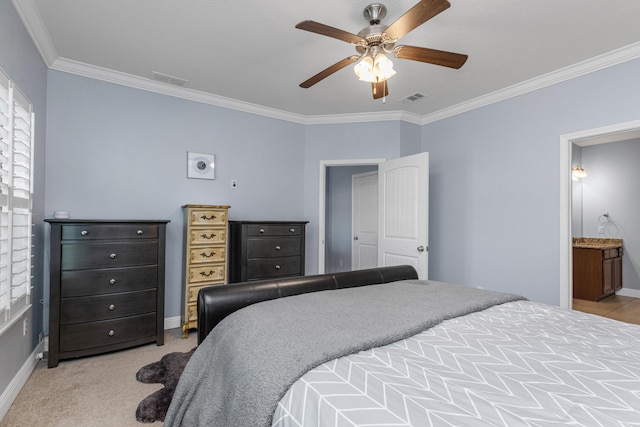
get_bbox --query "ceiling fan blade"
[372,80,389,99]
[300,56,360,88]
[393,45,468,69]
[384,0,450,41]
[295,20,365,45]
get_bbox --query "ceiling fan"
[295,0,468,101]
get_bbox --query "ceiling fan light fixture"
[354,53,395,83]
[373,53,396,80]
[354,56,374,81]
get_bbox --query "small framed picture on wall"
[187,152,215,180]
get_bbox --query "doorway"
[559,119,640,309]
[319,153,430,278]
[319,159,384,274]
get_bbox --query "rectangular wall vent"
[401,92,427,102]
[150,71,189,87]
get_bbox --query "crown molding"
[50,57,312,124]
[50,57,422,126]
[420,41,640,125]
[11,0,58,66]
[14,0,640,127]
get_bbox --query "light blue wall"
[422,57,640,304]
[580,138,640,291]
[45,71,305,321]
[0,0,47,400]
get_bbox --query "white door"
[378,152,429,279]
[352,172,378,270]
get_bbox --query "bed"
[165,265,640,426]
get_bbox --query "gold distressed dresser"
[181,204,230,337]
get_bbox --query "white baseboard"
[164,315,182,330]
[0,340,45,421]
[617,287,640,298]
[1,316,182,422]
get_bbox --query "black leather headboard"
[196,265,419,344]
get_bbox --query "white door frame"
[318,158,385,274]
[559,119,640,309]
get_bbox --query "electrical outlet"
[231,179,238,189]
[598,226,605,234]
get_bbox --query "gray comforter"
[164,280,524,426]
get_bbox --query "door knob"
[417,246,425,252]
[353,236,359,240]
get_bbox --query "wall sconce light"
[572,166,587,181]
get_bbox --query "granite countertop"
[573,237,623,249]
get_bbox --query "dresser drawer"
[246,256,301,279]
[247,224,303,236]
[62,224,158,240]
[188,246,226,264]
[188,228,227,245]
[61,241,158,270]
[186,283,221,303]
[188,264,225,284]
[247,237,301,258]
[186,303,197,323]
[61,265,157,297]
[188,209,228,227]
[60,289,157,324]
[60,313,157,352]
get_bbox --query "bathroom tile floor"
[573,295,640,325]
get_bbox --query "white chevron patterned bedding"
[273,300,640,427]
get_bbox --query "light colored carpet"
[1,328,197,427]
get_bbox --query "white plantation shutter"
[0,68,34,335]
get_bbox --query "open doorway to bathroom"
[561,120,640,324]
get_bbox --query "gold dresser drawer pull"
[200,214,217,221]
[201,233,217,240]
[201,251,216,258]
[199,270,217,278]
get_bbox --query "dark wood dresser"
[229,221,308,282]
[45,219,169,368]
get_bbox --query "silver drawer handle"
[289,228,295,233]
[259,228,265,233]
[108,330,115,337]
[110,253,117,259]
[275,245,281,251]
[275,265,281,270]
[81,230,89,236]
[109,278,117,285]
[108,304,115,311]
[137,230,143,235]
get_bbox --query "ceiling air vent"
[401,92,427,102]
[150,71,189,87]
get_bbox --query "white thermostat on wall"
[187,151,215,180]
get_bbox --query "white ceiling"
[14,0,640,123]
